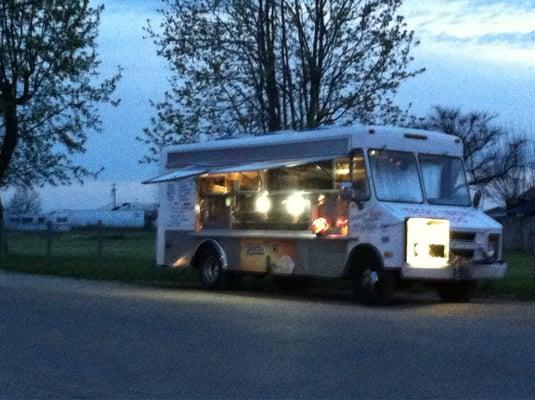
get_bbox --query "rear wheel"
[436,281,476,302]
[352,256,397,305]
[199,251,237,290]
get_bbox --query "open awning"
[142,155,340,184]
[142,167,206,184]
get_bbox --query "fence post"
[95,220,103,269]
[46,221,53,267]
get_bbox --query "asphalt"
[1,271,534,399]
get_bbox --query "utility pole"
[111,183,117,209]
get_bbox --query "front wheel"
[353,262,397,305]
[199,252,237,290]
[436,281,476,302]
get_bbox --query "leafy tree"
[415,106,534,204]
[0,0,121,207]
[6,186,41,215]
[139,0,423,163]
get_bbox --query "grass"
[484,250,535,299]
[1,229,535,299]
[0,229,199,287]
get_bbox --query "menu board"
[166,178,196,230]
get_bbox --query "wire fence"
[0,222,158,280]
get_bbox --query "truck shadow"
[177,284,453,309]
[146,275,492,308]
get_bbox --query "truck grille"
[450,248,475,258]
[450,231,477,262]
[450,231,476,242]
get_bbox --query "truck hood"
[381,203,502,232]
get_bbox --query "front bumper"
[401,261,507,281]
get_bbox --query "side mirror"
[473,190,483,209]
[339,182,355,202]
[339,181,364,210]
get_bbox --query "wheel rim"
[202,255,220,283]
[360,268,379,291]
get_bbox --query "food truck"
[143,125,506,304]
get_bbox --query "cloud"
[402,0,535,64]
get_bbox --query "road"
[1,272,534,399]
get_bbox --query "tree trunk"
[259,0,281,132]
[0,195,8,259]
[0,91,20,184]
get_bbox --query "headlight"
[406,218,450,268]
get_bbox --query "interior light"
[255,192,271,214]
[312,217,330,235]
[285,192,309,218]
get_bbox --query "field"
[0,229,198,287]
[1,229,534,299]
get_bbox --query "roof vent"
[368,128,376,134]
[404,133,427,140]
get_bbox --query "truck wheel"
[199,251,236,290]
[436,281,476,302]
[353,259,397,305]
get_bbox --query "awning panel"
[142,168,205,184]
[143,155,340,184]
[213,156,336,174]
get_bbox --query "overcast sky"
[23,0,535,211]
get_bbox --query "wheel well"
[343,244,383,278]
[191,240,227,269]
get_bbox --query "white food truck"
[144,125,506,304]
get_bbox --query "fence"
[497,216,535,255]
[0,222,156,279]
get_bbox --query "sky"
[17,0,535,211]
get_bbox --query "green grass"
[1,229,198,287]
[484,250,535,299]
[2,230,535,299]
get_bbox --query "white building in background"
[5,208,149,231]
[49,209,145,230]
[4,183,159,231]
[4,214,48,231]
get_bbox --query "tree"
[0,0,121,197]
[138,0,423,163]
[488,164,535,208]
[414,106,534,203]
[6,186,41,215]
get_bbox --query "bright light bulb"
[285,192,309,218]
[255,192,271,214]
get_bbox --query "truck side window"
[352,150,371,200]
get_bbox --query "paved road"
[1,272,534,399]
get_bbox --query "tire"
[199,251,236,290]
[436,281,476,302]
[352,256,397,305]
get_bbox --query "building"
[4,213,49,231]
[487,187,535,253]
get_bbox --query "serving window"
[197,155,363,235]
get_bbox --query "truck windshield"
[419,154,471,206]
[368,149,423,203]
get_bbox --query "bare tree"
[6,186,41,215]
[138,0,423,163]
[414,107,533,201]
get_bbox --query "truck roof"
[162,125,463,169]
